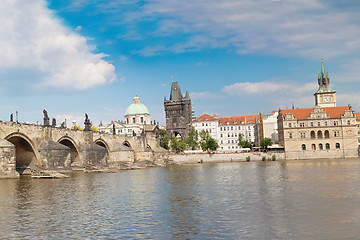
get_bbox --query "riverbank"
[169,152,285,164]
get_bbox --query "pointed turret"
[184,90,190,100]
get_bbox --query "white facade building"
[193,113,259,152]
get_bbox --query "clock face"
[323,96,330,103]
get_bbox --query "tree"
[260,137,273,151]
[238,134,251,148]
[170,137,186,153]
[159,129,170,150]
[185,127,199,150]
[199,130,219,153]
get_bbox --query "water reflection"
[1,159,360,239]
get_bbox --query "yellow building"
[277,60,359,159]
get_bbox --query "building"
[99,95,154,136]
[164,81,192,140]
[254,112,279,148]
[124,96,150,125]
[193,113,259,152]
[277,60,358,159]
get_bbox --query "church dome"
[125,96,149,116]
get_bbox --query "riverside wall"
[169,152,285,164]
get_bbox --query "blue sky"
[1,0,360,126]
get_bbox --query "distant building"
[125,96,150,125]
[193,113,259,152]
[277,60,358,159]
[164,81,192,140]
[254,112,279,147]
[99,95,155,136]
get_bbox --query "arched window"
[324,130,330,139]
[317,131,323,139]
[319,143,323,150]
[326,143,330,150]
[336,143,340,149]
[301,144,306,151]
[311,131,316,139]
[311,144,316,150]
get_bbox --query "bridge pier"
[0,139,19,178]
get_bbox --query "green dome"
[125,96,149,116]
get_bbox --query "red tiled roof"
[355,113,360,120]
[193,113,260,125]
[280,106,351,120]
[193,113,218,122]
[218,114,260,125]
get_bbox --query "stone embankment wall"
[169,152,285,164]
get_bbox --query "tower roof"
[316,58,334,93]
[170,81,182,101]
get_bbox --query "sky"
[1,0,360,127]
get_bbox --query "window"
[317,122,320,126]
[317,131,322,139]
[324,121,327,126]
[140,117,144,123]
[347,120,351,125]
[325,130,330,138]
[336,143,340,149]
[319,143,323,150]
[302,144,306,151]
[221,140,223,144]
[220,134,223,138]
[311,131,316,139]
[289,123,292,128]
[326,143,330,150]
[231,127,233,130]
[311,122,314,127]
[334,131,340,137]
[289,133,293,139]
[220,127,222,131]
[311,144,316,150]
[300,132,306,138]
[132,117,136,123]
[300,122,305,127]
[202,123,204,126]
[334,121,339,126]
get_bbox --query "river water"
[1,158,360,239]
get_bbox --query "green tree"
[185,127,199,150]
[238,134,251,148]
[159,129,169,150]
[199,130,219,153]
[170,137,186,153]
[260,137,273,151]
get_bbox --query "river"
[1,158,360,239]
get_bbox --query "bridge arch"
[94,138,111,161]
[5,132,39,174]
[57,136,80,166]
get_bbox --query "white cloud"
[124,0,360,59]
[0,0,116,92]
[222,81,317,96]
[190,91,224,100]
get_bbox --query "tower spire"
[321,57,325,79]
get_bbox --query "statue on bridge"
[43,109,50,126]
[84,113,91,131]
[52,118,56,128]
[10,113,13,122]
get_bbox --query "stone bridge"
[0,120,168,178]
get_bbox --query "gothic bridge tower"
[164,81,192,140]
[314,58,336,108]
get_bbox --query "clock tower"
[314,58,336,108]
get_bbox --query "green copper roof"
[316,58,334,93]
[125,96,149,116]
